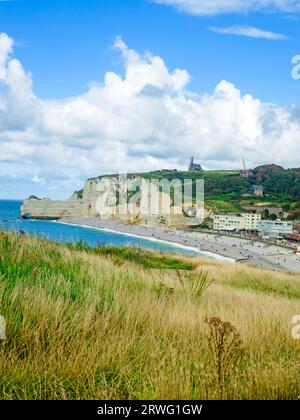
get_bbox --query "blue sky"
[1,0,299,104]
[0,0,300,199]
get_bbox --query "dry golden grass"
[0,231,300,399]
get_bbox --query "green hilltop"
[145,166,300,216]
[87,165,300,217]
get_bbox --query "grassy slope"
[1,232,300,400]
[134,170,297,212]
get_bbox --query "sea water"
[0,200,202,257]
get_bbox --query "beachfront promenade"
[61,218,300,273]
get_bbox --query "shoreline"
[57,220,236,263]
[59,218,300,273]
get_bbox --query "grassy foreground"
[1,231,300,400]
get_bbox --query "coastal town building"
[283,233,300,244]
[213,213,261,232]
[213,215,241,231]
[258,220,293,238]
[253,185,264,197]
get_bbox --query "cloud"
[209,25,290,40]
[152,0,300,16]
[31,175,45,185]
[1,33,300,199]
[0,33,14,79]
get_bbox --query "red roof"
[283,233,300,241]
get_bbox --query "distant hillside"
[24,166,300,220]
[253,164,285,175]
[87,167,300,214]
[139,167,300,214]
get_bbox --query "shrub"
[205,317,243,397]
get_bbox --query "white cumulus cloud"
[152,0,300,16]
[0,32,300,199]
[0,33,14,80]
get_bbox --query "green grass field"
[1,231,300,400]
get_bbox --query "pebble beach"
[61,218,300,273]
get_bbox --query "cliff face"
[21,177,105,220]
[21,175,206,227]
[21,194,85,220]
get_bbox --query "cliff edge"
[21,174,206,227]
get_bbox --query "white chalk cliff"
[21,175,205,227]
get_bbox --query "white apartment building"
[213,213,261,232]
[258,220,293,238]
